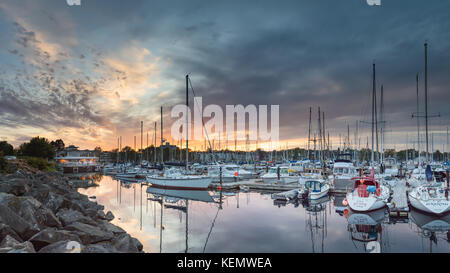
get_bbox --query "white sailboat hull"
[408,192,450,215]
[146,176,213,190]
[347,195,387,212]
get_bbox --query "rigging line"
[202,207,220,253]
[188,76,217,162]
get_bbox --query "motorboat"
[383,157,399,177]
[261,166,298,184]
[332,154,358,190]
[345,168,390,212]
[304,179,329,200]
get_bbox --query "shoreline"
[0,164,144,253]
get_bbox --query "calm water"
[77,175,450,253]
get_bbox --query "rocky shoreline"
[0,168,144,253]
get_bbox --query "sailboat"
[146,75,213,190]
[408,43,450,215]
[345,168,390,212]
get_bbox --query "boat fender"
[376,188,381,197]
[342,198,348,206]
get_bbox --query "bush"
[0,156,11,174]
[22,156,56,172]
[0,141,14,156]
[19,137,55,160]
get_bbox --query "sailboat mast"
[161,106,164,163]
[380,85,384,164]
[371,63,376,164]
[154,122,157,163]
[424,42,429,164]
[186,75,189,170]
[416,74,421,165]
[141,121,143,164]
[308,107,311,160]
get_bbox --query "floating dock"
[210,179,301,191]
[388,179,409,219]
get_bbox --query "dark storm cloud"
[0,0,449,147]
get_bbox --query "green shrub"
[22,156,56,172]
[0,156,9,173]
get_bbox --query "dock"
[210,179,301,191]
[388,179,409,219]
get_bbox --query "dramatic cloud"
[0,0,449,150]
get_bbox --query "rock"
[81,242,117,253]
[105,211,115,222]
[0,192,61,229]
[98,220,126,235]
[29,228,81,251]
[97,210,106,219]
[38,240,84,253]
[131,237,144,252]
[112,234,142,253]
[0,224,23,243]
[0,204,38,240]
[56,209,97,226]
[44,192,64,213]
[0,178,30,196]
[64,222,113,244]
[0,235,35,253]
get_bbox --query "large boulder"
[81,242,118,253]
[38,240,85,253]
[0,235,35,253]
[0,223,23,243]
[0,192,61,229]
[64,222,114,245]
[29,228,81,251]
[98,220,126,235]
[0,204,38,240]
[56,209,97,226]
[0,178,30,196]
[105,211,115,222]
[112,233,143,253]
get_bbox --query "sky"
[0,0,449,152]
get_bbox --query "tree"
[50,139,65,151]
[0,141,14,156]
[19,137,55,159]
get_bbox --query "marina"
[1,0,450,258]
[77,174,450,253]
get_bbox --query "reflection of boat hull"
[409,208,450,231]
[146,176,212,190]
[348,208,387,225]
[146,187,214,203]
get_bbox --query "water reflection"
[77,175,450,253]
[409,208,450,253]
